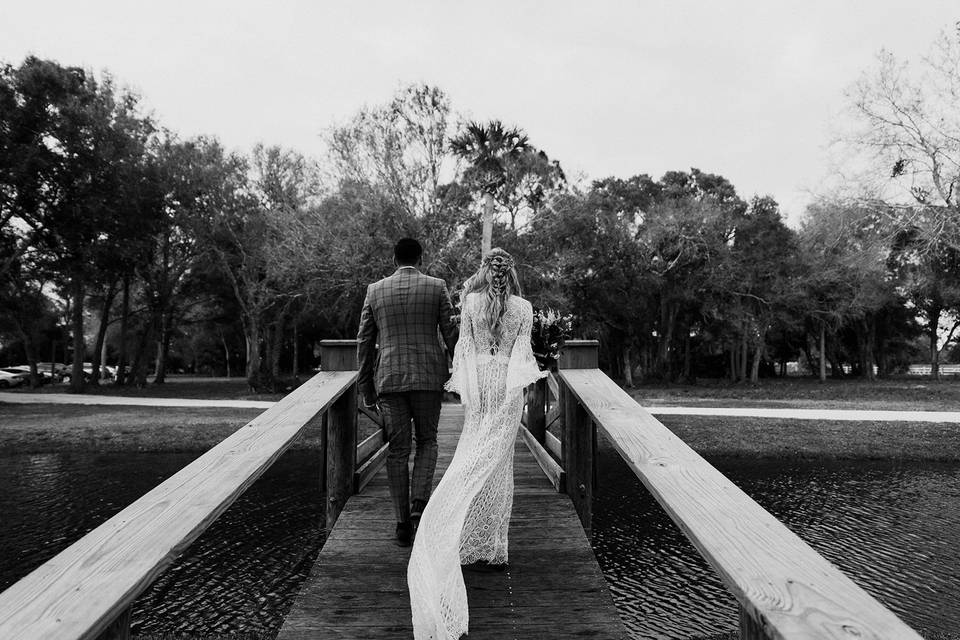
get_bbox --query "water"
[0,450,324,639]
[1,449,958,639]
[593,442,960,640]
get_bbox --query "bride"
[407,248,547,640]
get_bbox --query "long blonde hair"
[463,248,522,341]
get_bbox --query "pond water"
[0,449,324,639]
[1,448,958,639]
[593,442,960,640]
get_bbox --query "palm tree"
[449,120,529,254]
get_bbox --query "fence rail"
[0,340,379,640]
[520,340,923,640]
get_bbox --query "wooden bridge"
[0,340,925,639]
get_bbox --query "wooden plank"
[0,370,358,640]
[278,403,629,640]
[559,368,924,640]
[545,404,561,429]
[327,383,358,529]
[546,371,559,401]
[354,443,388,493]
[544,430,562,461]
[358,404,384,428]
[356,429,384,463]
[560,378,593,535]
[519,426,564,492]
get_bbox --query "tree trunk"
[750,336,763,384]
[292,321,299,378]
[739,330,748,382]
[154,309,172,384]
[482,192,494,255]
[90,283,117,386]
[929,306,942,381]
[819,322,827,383]
[729,342,737,381]
[220,329,232,378]
[245,316,262,384]
[130,321,154,388]
[69,277,86,393]
[682,334,692,382]
[16,327,39,388]
[115,276,130,386]
[622,348,634,387]
[860,317,876,381]
[657,304,678,380]
[269,313,285,380]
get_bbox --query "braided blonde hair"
[463,248,522,342]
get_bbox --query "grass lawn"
[0,402,384,454]
[655,415,960,462]
[5,375,287,401]
[0,404,298,454]
[630,376,960,412]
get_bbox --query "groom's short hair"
[394,238,423,265]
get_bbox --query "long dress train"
[407,293,546,640]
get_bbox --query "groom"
[357,238,459,547]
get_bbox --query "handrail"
[0,341,374,640]
[558,366,924,639]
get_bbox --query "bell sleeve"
[444,297,480,408]
[506,302,548,391]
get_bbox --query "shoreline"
[3,403,959,462]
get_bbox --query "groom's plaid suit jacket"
[356,267,458,398]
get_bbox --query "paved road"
[3,391,960,422]
[0,392,273,409]
[646,406,960,423]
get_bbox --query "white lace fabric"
[408,293,547,640]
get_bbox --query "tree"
[0,57,155,391]
[838,23,960,379]
[208,144,325,389]
[885,206,960,379]
[449,120,530,254]
[326,83,460,222]
[845,25,960,244]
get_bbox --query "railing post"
[527,377,547,443]
[320,339,359,531]
[559,339,599,537]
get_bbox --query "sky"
[1,1,957,225]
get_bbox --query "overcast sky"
[2,1,956,224]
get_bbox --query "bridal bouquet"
[531,308,573,370]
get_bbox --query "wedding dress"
[407,292,547,640]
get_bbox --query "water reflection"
[593,440,960,640]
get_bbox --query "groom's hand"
[359,383,379,413]
[362,394,380,413]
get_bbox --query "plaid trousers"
[379,390,443,523]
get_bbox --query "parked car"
[36,362,70,381]
[8,365,54,385]
[0,369,26,389]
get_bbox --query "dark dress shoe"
[395,521,413,547]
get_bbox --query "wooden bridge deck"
[278,403,629,639]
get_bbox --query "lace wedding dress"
[407,292,547,640]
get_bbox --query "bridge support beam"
[319,340,359,531]
[559,340,599,537]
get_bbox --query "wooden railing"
[0,340,385,640]
[521,340,924,640]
